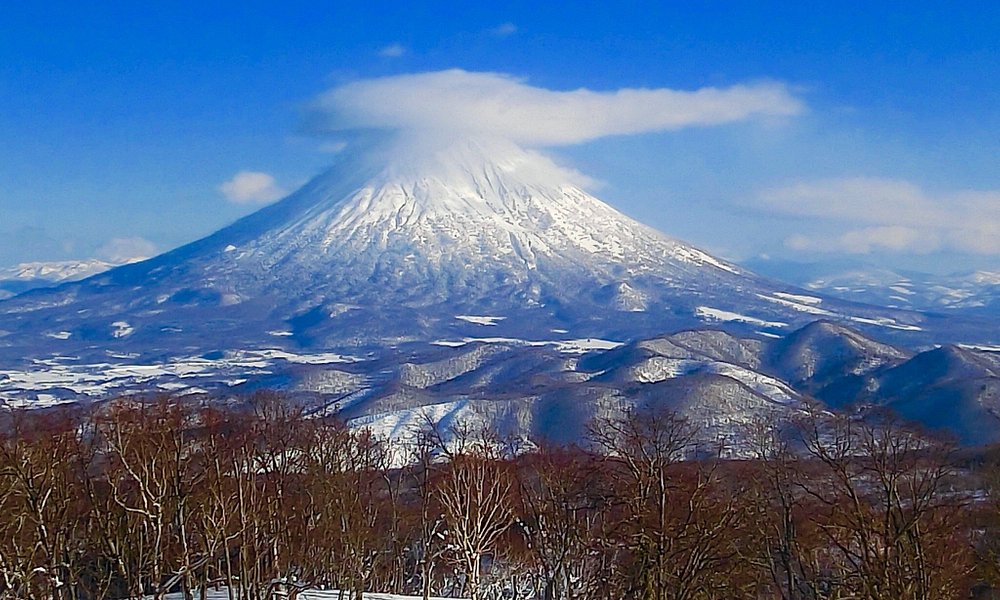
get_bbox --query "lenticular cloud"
[308,69,804,146]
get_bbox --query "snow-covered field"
[431,336,622,353]
[0,347,365,407]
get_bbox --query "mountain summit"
[0,139,945,364]
[210,138,748,307]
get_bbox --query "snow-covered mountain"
[0,138,950,365]
[1,138,998,445]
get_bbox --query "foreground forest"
[2,394,1000,600]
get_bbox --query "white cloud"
[490,22,517,37]
[218,171,288,204]
[307,69,804,147]
[96,237,157,263]
[377,43,406,58]
[785,227,938,255]
[760,177,1000,255]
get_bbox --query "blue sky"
[1,2,997,274]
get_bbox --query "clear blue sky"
[1,2,998,273]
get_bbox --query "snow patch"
[773,291,822,305]
[959,344,1000,353]
[455,314,506,326]
[349,399,471,454]
[847,316,922,332]
[669,246,741,274]
[707,363,798,405]
[431,336,622,354]
[695,306,786,328]
[165,589,458,600]
[0,348,363,401]
[231,349,361,365]
[111,321,134,338]
[758,294,835,316]
[760,293,921,331]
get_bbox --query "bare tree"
[433,427,515,600]
[591,403,749,600]
[93,398,208,599]
[301,421,392,599]
[403,428,449,600]
[191,406,252,600]
[515,445,612,600]
[0,409,95,600]
[797,412,973,600]
[743,418,836,600]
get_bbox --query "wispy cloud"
[218,171,287,204]
[785,227,935,255]
[490,22,517,37]
[759,177,1000,254]
[306,69,805,147]
[377,43,406,58]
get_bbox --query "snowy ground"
[0,348,363,407]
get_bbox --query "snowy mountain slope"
[766,320,911,402]
[334,334,809,453]
[758,320,919,413]
[334,327,1000,447]
[863,345,1000,445]
[0,138,958,369]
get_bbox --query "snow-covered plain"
[0,348,362,406]
[0,259,130,283]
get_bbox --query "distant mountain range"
[0,258,142,300]
[0,259,118,283]
[743,258,1000,316]
[3,319,998,446]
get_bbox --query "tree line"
[0,393,998,600]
